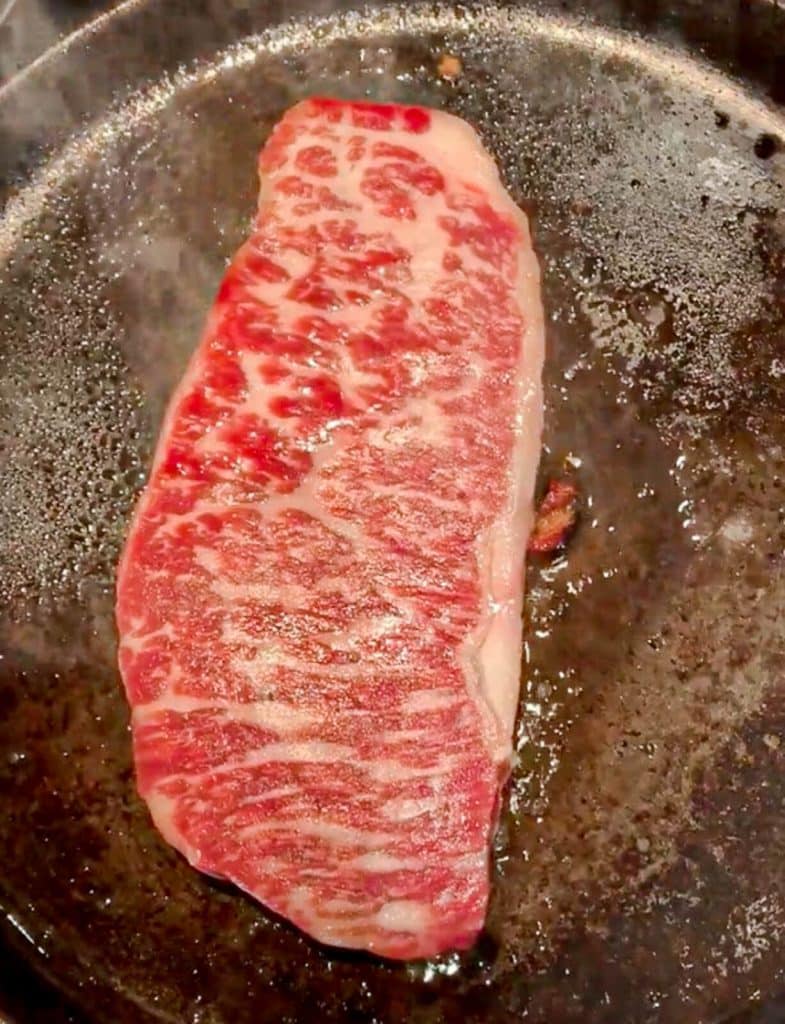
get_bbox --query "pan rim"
[0,1,784,1022]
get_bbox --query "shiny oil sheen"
[0,1,784,1021]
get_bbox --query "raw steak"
[116,98,544,960]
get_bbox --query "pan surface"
[1,0,785,1020]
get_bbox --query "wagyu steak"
[116,97,544,960]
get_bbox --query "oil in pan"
[0,2,784,1022]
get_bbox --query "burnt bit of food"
[754,132,781,160]
[437,53,463,80]
[528,478,578,554]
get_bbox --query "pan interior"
[0,3,784,1021]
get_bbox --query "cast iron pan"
[1,0,785,1020]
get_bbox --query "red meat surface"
[116,98,544,959]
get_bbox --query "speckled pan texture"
[0,0,784,1021]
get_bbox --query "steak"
[116,98,544,960]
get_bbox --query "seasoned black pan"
[1,0,785,1020]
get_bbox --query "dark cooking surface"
[1,0,785,1021]
[0,0,106,86]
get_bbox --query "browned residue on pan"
[0,3,784,1022]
